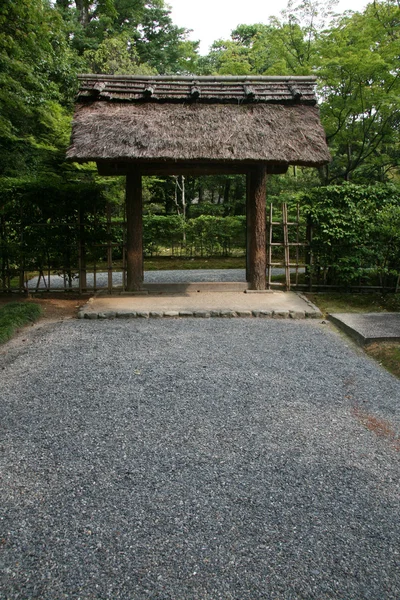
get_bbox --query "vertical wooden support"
[93,203,97,292]
[245,174,251,282]
[106,202,113,293]
[282,203,290,290]
[247,166,267,290]
[305,215,313,292]
[122,201,127,292]
[19,200,25,293]
[126,173,143,291]
[78,208,87,293]
[295,203,300,287]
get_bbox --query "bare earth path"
[1,318,399,599]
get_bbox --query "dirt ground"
[0,294,89,322]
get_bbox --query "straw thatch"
[75,74,318,105]
[67,75,331,168]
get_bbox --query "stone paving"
[329,312,400,345]
[79,290,322,320]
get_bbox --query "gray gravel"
[1,319,399,599]
[27,268,301,289]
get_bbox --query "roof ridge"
[77,74,317,83]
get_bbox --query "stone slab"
[329,312,400,345]
[78,291,322,320]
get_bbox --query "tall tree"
[56,0,199,73]
[0,0,77,175]
[317,0,400,182]
[198,0,400,183]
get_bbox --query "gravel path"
[27,268,302,289]
[1,319,399,599]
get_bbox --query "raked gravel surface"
[27,269,250,289]
[1,318,399,599]
[27,268,302,290]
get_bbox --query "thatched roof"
[75,74,318,104]
[67,75,331,169]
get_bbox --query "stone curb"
[78,308,321,320]
[296,292,323,319]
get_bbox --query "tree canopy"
[0,0,399,189]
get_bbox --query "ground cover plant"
[0,302,42,344]
[305,292,400,316]
[144,256,245,271]
[365,343,400,380]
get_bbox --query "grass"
[0,302,42,344]
[305,292,400,316]
[144,256,246,270]
[365,343,400,380]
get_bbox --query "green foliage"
[133,2,199,73]
[199,0,400,183]
[0,175,110,285]
[56,0,197,74]
[0,302,42,344]
[317,0,400,182]
[83,35,156,74]
[141,215,246,257]
[185,215,246,257]
[302,183,400,285]
[143,215,185,255]
[307,292,400,317]
[0,0,78,175]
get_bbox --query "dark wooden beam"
[126,173,143,291]
[247,166,267,290]
[97,161,288,177]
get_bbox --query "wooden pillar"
[245,174,251,282]
[246,166,267,290]
[126,173,143,291]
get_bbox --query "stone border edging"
[296,292,323,318]
[78,308,321,320]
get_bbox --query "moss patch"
[305,293,400,317]
[365,342,400,380]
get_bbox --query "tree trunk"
[75,0,89,27]
[246,167,267,290]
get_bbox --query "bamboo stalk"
[267,203,273,290]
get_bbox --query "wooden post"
[106,202,113,293]
[126,173,143,291]
[247,166,267,290]
[245,174,251,282]
[78,207,87,293]
[282,203,290,290]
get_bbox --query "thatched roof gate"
[68,75,330,290]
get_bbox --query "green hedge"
[143,214,246,257]
[301,183,400,287]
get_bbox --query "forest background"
[1,0,400,288]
